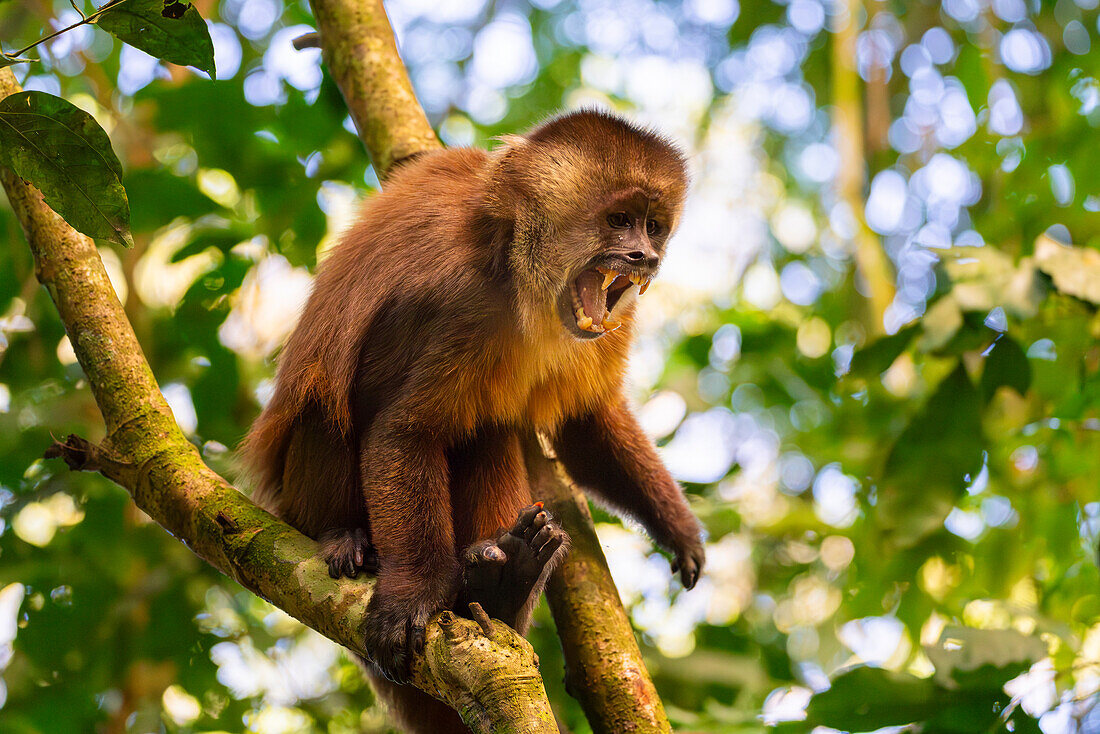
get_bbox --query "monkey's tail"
[236,402,294,511]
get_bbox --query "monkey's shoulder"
[320,150,501,286]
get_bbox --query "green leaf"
[846,324,920,380]
[938,246,1046,319]
[1034,233,1100,305]
[0,91,132,247]
[981,335,1031,403]
[806,658,1031,732]
[926,626,1047,689]
[806,667,939,729]
[96,0,216,79]
[877,363,984,546]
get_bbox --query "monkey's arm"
[360,412,459,683]
[551,397,705,588]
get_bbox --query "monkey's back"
[239,148,494,516]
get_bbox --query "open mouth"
[565,266,652,337]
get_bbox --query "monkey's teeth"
[597,268,619,291]
[639,277,651,295]
[575,308,594,331]
[602,317,622,331]
[629,274,652,294]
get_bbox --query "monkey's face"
[555,188,673,340]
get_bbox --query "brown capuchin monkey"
[240,109,705,733]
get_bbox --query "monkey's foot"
[320,527,378,579]
[362,589,437,684]
[459,503,568,626]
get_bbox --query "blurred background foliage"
[0,0,1099,731]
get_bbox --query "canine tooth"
[638,277,651,295]
[599,268,618,290]
[602,317,622,331]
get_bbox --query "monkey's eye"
[645,219,662,236]
[607,212,631,229]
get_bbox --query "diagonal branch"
[525,437,672,733]
[306,0,441,177]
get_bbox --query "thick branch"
[305,0,440,178]
[525,436,672,734]
[0,67,553,734]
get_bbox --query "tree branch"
[525,436,673,733]
[305,0,441,178]
[0,66,554,734]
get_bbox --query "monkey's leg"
[278,409,377,579]
[553,397,706,589]
[364,669,470,734]
[360,416,459,684]
[448,428,567,632]
[458,504,568,630]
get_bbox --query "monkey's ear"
[492,133,528,150]
[484,135,531,220]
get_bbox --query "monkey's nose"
[623,248,660,270]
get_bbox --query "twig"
[468,602,494,637]
[292,31,320,49]
[8,0,129,58]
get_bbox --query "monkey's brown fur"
[240,110,704,733]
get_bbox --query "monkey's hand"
[670,536,706,590]
[362,587,442,684]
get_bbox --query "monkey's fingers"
[536,531,565,565]
[409,618,425,656]
[320,528,375,579]
[512,503,544,533]
[523,511,550,542]
[674,545,705,590]
[329,553,356,579]
[530,524,556,553]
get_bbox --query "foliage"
[0,91,132,247]
[0,0,1098,733]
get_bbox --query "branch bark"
[0,66,554,734]
[306,0,441,177]
[525,437,672,734]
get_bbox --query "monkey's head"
[486,109,689,340]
